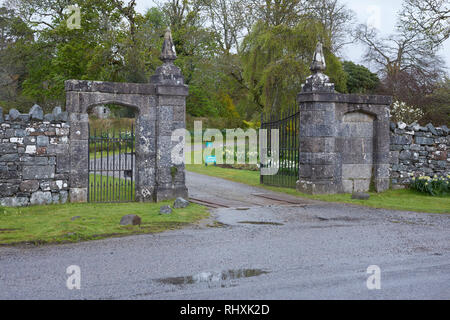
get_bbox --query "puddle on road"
[156,269,269,286]
[238,221,284,226]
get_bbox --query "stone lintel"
[298,92,392,105]
[155,85,189,97]
[65,80,156,95]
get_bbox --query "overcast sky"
[134,0,450,71]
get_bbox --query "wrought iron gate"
[88,125,135,203]
[260,106,300,188]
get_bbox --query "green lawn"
[186,164,450,214]
[0,201,209,245]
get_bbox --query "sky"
[134,0,450,71]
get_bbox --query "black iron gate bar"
[88,125,135,203]
[260,105,300,189]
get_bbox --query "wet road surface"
[0,171,449,299]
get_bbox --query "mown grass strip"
[0,201,209,245]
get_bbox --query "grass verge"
[0,201,209,245]
[186,164,450,214]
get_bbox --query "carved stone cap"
[310,41,326,73]
[151,27,184,85]
[302,41,335,93]
[160,27,177,63]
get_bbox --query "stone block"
[0,184,19,197]
[307,164,335,179]
[56,111,68,122]
[391,135,412,145]
[342,164,372,179]
[426,123,438,135]
[44,114,55,122]
[352,192,370,200]
[300,124,336,137]
[173,106,186,122]
[399,150,412,160]
[120,214,142,226]
[154,186,188,202]
[342,179,354,193]
[9,109,20,121]
[60,191,68,204]
[0,154,19,162]
[69,113,89,140]
[0,143,17,153]
[23,165,55,179]
[353,179,371,192]
[389,151,399,165]
[173,197,190,209]
[24,136,36,145]
[374,164,390,179]
[29,104,44,121]
[69,188,87,203]
[56,153,70,174]
[299,152,337,165]
[37,136,49,147]
[296,179,338,194]
[30,191,53,205]
[374,178,390,192]
[300,137,334,153]
[19,180,40,193]
[415,137,434,145]
[0,169,20,179]
[339,122,374,138]
[159,206,172,215]
[155,85,188,97]
[14,129,26,137]
[0,197,29,207]
[25,145,36,154]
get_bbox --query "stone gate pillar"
[150,28,189,201]
[296,42,391,195]
[66,95,89,202]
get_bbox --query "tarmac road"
[0,171,449,299]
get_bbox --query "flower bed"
[410,175,450,196]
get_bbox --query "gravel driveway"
[0,171,449,299]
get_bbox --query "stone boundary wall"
[389,122,450,187]
[0,105,70,206]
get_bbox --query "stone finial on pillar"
[301,41,335,93]
[160,27,177,63]
[151,27,184,85]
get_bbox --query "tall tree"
[305,0,355,53]
[343,61,380,94]
[0,6,35,109]
[204,0,246,54]
[248,0,304,27]
[241,20,347,114]
[399,0,450,50]
[355,23,446,107]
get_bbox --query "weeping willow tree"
[240,19,347,114]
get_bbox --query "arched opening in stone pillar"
[338,111,375,193]
[87,103,138,203]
